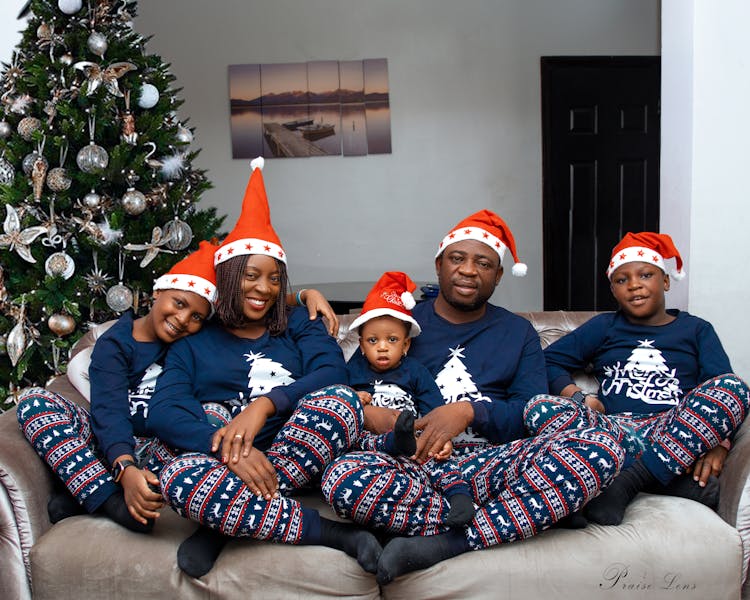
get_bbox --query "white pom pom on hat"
[401,291,416,310]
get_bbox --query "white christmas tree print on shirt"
[602,339,681,406]
[244,351,295,399]
[434,346,490,444]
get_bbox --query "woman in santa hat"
[146,158,380,579]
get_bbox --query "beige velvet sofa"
[1,311,749,600]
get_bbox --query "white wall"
[0,1,660,311]
[687,1,750,377]
[0,3,25,65]
[659,0,693,311]
[132,0,659,310]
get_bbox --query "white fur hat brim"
[349,308,422,337]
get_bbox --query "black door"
[541,56,661,311]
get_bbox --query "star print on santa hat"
[606,231,686,280]
[214,156,286,266]
[436,209,527,276]
[349,271,422,337]
[153,240,218,308]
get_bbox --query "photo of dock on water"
[228,58,391,159]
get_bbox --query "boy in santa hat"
[18,241,218,533]
[340,271,475,529]
[526,231,750,526]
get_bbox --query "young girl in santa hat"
[526,231,750,526]
[17,241,219,533]
[146,158,381,579]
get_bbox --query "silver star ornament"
[0,204,47,263]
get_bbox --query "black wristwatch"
[112,459,137,483]
[571,390,587,405]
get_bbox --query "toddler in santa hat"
[526,231,750,526]
[18,240,218,534]
[342,271,476,529]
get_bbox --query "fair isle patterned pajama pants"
[158,385,363,543]
[321,426,624,550]
[357,431,469,497]
[16,387,187,512]
[523,374,750,484]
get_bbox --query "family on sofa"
[15,158,750,588]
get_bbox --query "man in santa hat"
[323,210,625,584]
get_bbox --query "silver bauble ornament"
[83,189,102,210]
[58,0,83,15]
[76,142,109,173]
[59,53,73,66]
[48,313,76,336]
[0,120,12,139]
[106,283,133,312]
[163,218,194,251]
[23,151,48,176]
[137,83,159,109]
[175,125,193,144]
[87,32,108,58]
[45,251,75,279]
[46,166,72,192]
[121,188,147,216]
[18,116,43,141]
[0,157,14,185]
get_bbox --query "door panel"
[542,57,661,311]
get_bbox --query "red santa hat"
[436,209,527,276]
[606,231,686,280]
[349,271,422,337]
[214,157,286,266]
[153,240,218,308]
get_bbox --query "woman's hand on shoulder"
[300,289,339,337]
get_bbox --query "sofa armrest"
[0,406,54,597]
[717,417,750,585]
[0,375,88,598]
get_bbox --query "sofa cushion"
[29,492,380,600]
[383,494,743,600]
[28,492,742,600]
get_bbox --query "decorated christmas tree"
[0,0,224,411]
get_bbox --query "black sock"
[553,508,588,530]
[177,526,228,578]
[317,517,383,574]
[444,493,475,528]
[392,411,416,456]
[585,459,657,526]
[648,473,720,510]
[98,490,154,533]
[377,529,470,585]
[47,490,85,523]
